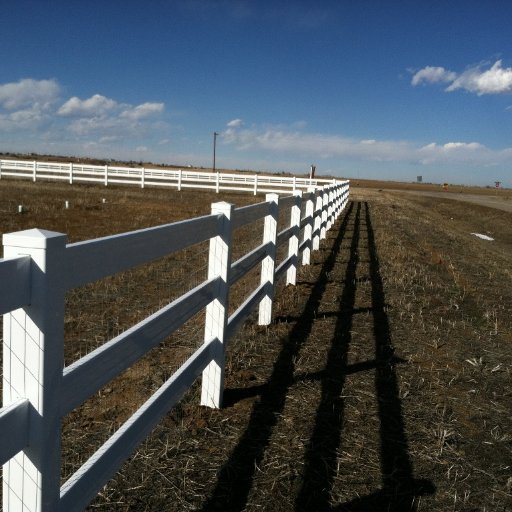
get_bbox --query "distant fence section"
[0,170,349,511]
[0,158,341,195]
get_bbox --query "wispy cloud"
[222,120,414,161]
[222,120,512,167]
[411,66,457,86]
[418,141,489,165]
[226,118,243,128]
[412,60,512,95]
[120,102,164,120]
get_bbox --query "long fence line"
[0,179,350,511]
[0,158,340,195]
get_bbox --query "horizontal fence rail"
[1,179,349,511]
[0,158,341,195]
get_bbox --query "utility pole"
[213,132,219,172]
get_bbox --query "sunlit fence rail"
[0,158,339,195]
[0,181,349,511]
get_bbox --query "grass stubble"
[0,179,511,511]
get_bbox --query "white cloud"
[418,141,491,165]
[0,77,168,150]
[222,124,414,161]
[57,94,164,137]
[66,116,131,137]
[442,142,483,150]
[222,122,512,169]
[120,102,164,120]
[412,60,512,95]
[99,135,121,143]
[0,78,60,132]
[0,78,60,110]
[58,94,118,117]
[58,94,163,122]
[227,118,243,128]
[7,108,45,124]
[411,66,457,86]
[446,60,512,95]
[0,109,47,132]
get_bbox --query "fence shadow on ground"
[327,202,436,511]
[293,201,362,510]
[201,201,434,511]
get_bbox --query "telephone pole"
[213,132,219,172]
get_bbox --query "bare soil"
[1,179,511,511]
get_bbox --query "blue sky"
[1,1,512,186]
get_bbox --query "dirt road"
[386,188,512,212]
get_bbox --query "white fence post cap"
[211,201,232,210]
[3,228,66,249]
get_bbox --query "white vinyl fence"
[0,158,339,195]
[0,181,349,511]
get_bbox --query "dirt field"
[386,190,512,213]
[1,179,511,511]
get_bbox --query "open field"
[1,179,511,511]
[351,179,512,213]
[350,177,512,195]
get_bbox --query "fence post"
[286,190,302,285]
[330,185,336,222]
[200,202,233,409]
[141,167,145,188]
[326,185,333,227]
[69,162,73,184]
[0,159,2,179]
[178,169,182,191]
[302,187,315,265]
[332,186,337,224]
[320,185,329,240]
[259,193,279,325]
[33,160,37,182]
[335,184,341,217]
[3,228,67,512]
[253,174,258,196]
[325,187,331,232]
[312,189,322,251]
[337,184,343,217]
[104,165,108,186]
[327,186,334,231]
[215,172,220,193]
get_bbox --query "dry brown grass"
[1,179,511,511]
[350,177,512,196]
